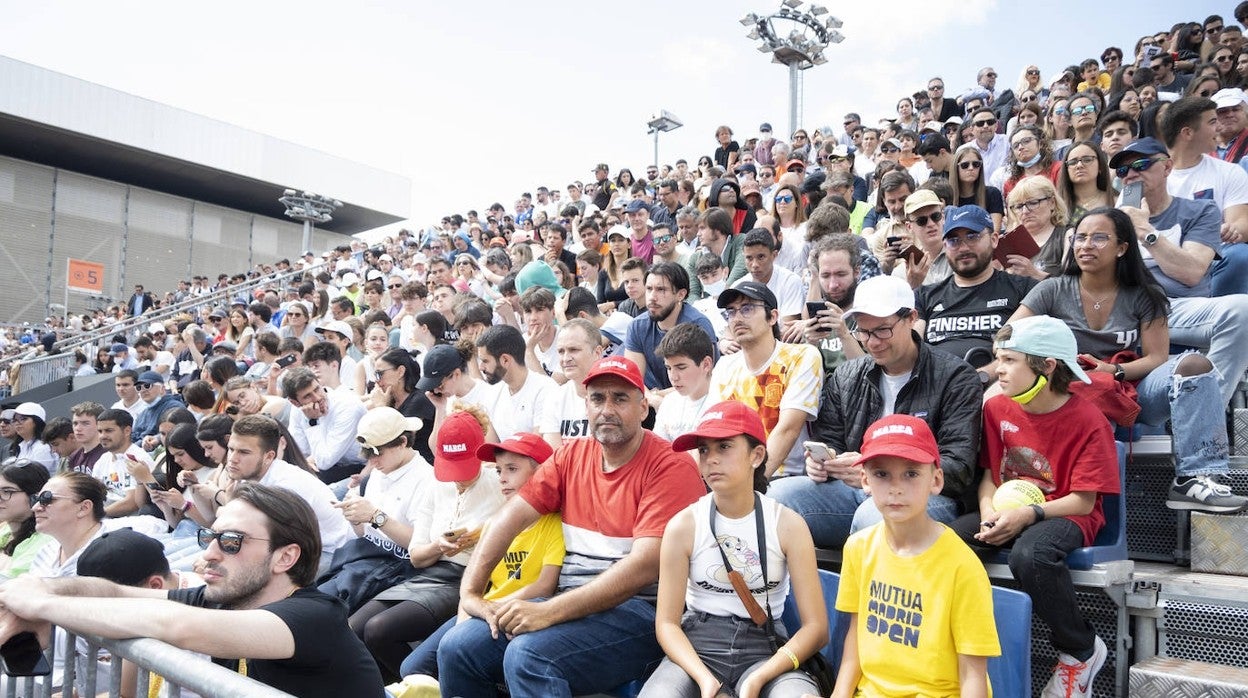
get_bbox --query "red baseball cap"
[671,401,768,452]
[853,415,941,469]
[582,356,645,392]
[476,432,554,465]
[433,412,486,482]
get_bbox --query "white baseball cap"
[844,275,915,321]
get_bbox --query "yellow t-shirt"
[837,524,1001,697]
[485,513,565,600]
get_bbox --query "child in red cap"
[644,401,827,697]
[832,415,1000,698]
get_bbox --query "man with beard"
[475,324,557,441]
[0,481,384,698]
[186,415,352,567]
[438,356,703,697]
[915,206,1036,381]
[624,262,718,390]
[802,234,869,371]
[709,282,822,478]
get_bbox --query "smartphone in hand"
[1,632,51,677]
[803,441,836,462]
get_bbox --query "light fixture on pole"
[279,189,342,255]
[741,2,844,137]
[647,110,684,168]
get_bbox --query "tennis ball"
[993,479,1045,511]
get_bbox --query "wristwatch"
[1113,364,1126,382]
[369,510,388,529]
[1029,504,1046,523]
[1143,231,1158,246]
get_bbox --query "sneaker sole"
[1165,500,1248,513]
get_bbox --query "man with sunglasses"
[899,189,953,288]
[770,275,982,549]
[1159,96,1248,298]
[1111,138,1248,411]
[915,206,1036,383]
[130,370,184,446]
[0,481,383,697]
[1213,88,1248,170]
[968,107,1010,183]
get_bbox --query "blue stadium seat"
[781,569,847,678]
[991,441,1128,570]
[988,586,1033,697]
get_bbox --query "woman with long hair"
[771,183,809,272]
[312,287,331,323]
[1108,65,1138,96]
[0,459,52,576]
[1015,64,1047,100]
[602,228,632,299]
[365,348,435,464]
[1057,141,1115,223]
[355,322,393,397]
[146,422,220,532]
[92,347,114,374]
[950,144,1005,234]
[1044,98,1075,151]
[225,308,254,361]
[11,403,55,473]
[1106,89,1142,122]
[1004,176,1069,280]
[644,402,826,697]
[1212,46,1240,87]
[202,355,241,414]
[1003,126,1060,198]
[1014,208,1246,513]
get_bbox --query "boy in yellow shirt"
[833,415,1001,697]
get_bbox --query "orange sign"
[66,258,104,294]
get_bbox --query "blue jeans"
[437,596,662,698]
[1167,294,1248,405]
[1210,242,1248,297]
[768,477,959,549]
[399,616,455,678]
[1136,353,1230,477]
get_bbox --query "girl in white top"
[645,401,826,698]
[355,322,392,397]
[12,403,56,474]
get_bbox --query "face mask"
[703,279,727,297]
[1010,374,1048,405]
[1018,152,1043,168]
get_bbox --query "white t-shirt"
[653,392,710,444]
[1167,154,1248,213]
[734,265,807,318]
[774,225,809,276]
[92,445,156,505]
[477,371,558,441]
[449,378,496,414]
[538,380,590,441]
[111,398,148,424]
[879,372,911,417]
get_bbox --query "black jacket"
[812,332,982,504]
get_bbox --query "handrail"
[53,262,330,355]
[0,627,295,698]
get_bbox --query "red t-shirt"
[980,393,1119,546]
[520,431,703,592]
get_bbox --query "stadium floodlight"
[646,110,684,168]
[741,1,846,135]
[279,189,343,256]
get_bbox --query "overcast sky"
[0,0,1229,240]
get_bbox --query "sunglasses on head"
[197,528,269,555]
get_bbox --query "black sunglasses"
[197,528,269,555]
[30,491,74,507]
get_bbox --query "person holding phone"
[801,235,868,371]
[348,410,504,681]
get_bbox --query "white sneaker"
[1041,635,1107,698]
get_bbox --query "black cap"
[417,345,467,391]
[717,281,778,311]
[77,529,169,586]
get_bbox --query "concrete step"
[1130,656,1248,695]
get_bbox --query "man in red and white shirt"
[441,356,704,697]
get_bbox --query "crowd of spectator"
[3,7,1248,698]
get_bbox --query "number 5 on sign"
[66,259,104,294]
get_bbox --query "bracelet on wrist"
[779,646,800,671]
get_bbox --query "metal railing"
[3,627,294,698]
[7,262,329,396]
